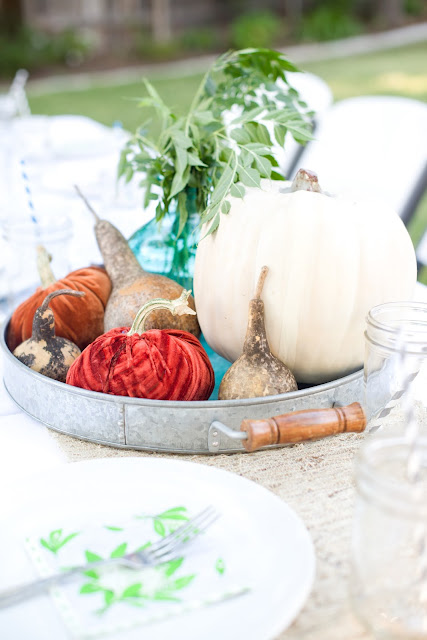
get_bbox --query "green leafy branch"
[119,48,313,236]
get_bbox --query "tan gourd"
[194,169,417,384]
[219,266,297,399]
[75,186,200,337]
[13,289,84,382]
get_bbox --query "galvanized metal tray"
[1,322,363,454]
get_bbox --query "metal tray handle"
[210,403,366,453]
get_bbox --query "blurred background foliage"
[0,0,426,78]
[2,0,426,276]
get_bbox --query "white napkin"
[23,507,247,639]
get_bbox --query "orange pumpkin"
[7,246,111,352]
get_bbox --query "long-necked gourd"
[75,186,200,337]
[219,266,297,399]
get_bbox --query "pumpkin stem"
[255,266,269,300]
[39,288,85,314]
[37,245,56,287]
[291,169,322,193]
[128,289,196,336]
[74,184,100,222]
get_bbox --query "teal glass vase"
[129,205,199,291]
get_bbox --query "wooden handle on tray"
[240,402,366,452]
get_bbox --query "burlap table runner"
[49,427,375,640]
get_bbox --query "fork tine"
[149,506,218,557]
[156,506,216,547]
[155,509,219,556]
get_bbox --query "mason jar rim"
[366,301,427,334]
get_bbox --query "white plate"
[0,457,315,640]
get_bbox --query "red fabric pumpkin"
[67,328,214,401]
[66,291,214,401]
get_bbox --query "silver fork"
[0,506,219,609]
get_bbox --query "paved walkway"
[22,21,427,96]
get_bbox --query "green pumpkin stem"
[37,245,56,287]
[128,289,196,336]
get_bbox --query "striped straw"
[20,158,38,226]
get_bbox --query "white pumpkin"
[194,169,417,384]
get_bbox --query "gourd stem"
[40,289,85,314]
[128,289,196,335]
[255,266,269,300]
[37,245,56,287]
[242,267,270,357]
[74,184,100,222]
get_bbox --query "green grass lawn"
[28,42,427,127]
[27,41,427,276]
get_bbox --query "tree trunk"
[0,0,23,34]
[151,0,172,43]
[285,0,303,21]
[376,0,404,27]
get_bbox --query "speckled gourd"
[218,266,297,399]
[13,289,84,382]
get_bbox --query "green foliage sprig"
[119,48,313,235]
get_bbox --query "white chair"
[290,95,427,298]
[290,95,427,225]
[276,71,333,176]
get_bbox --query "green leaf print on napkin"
[215,558,226,575]
[36,506,228,619]
[80,557,196,614]
[40,529,79,554]
[136,506,189,537]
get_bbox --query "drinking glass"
[364,301,427,430]
[352,434,427,639]
[0,210,72,322]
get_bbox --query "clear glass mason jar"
[364,302,427,426]
[351,435,427,639]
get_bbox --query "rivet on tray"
[212,441,219,447]
[212,430,218,437]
